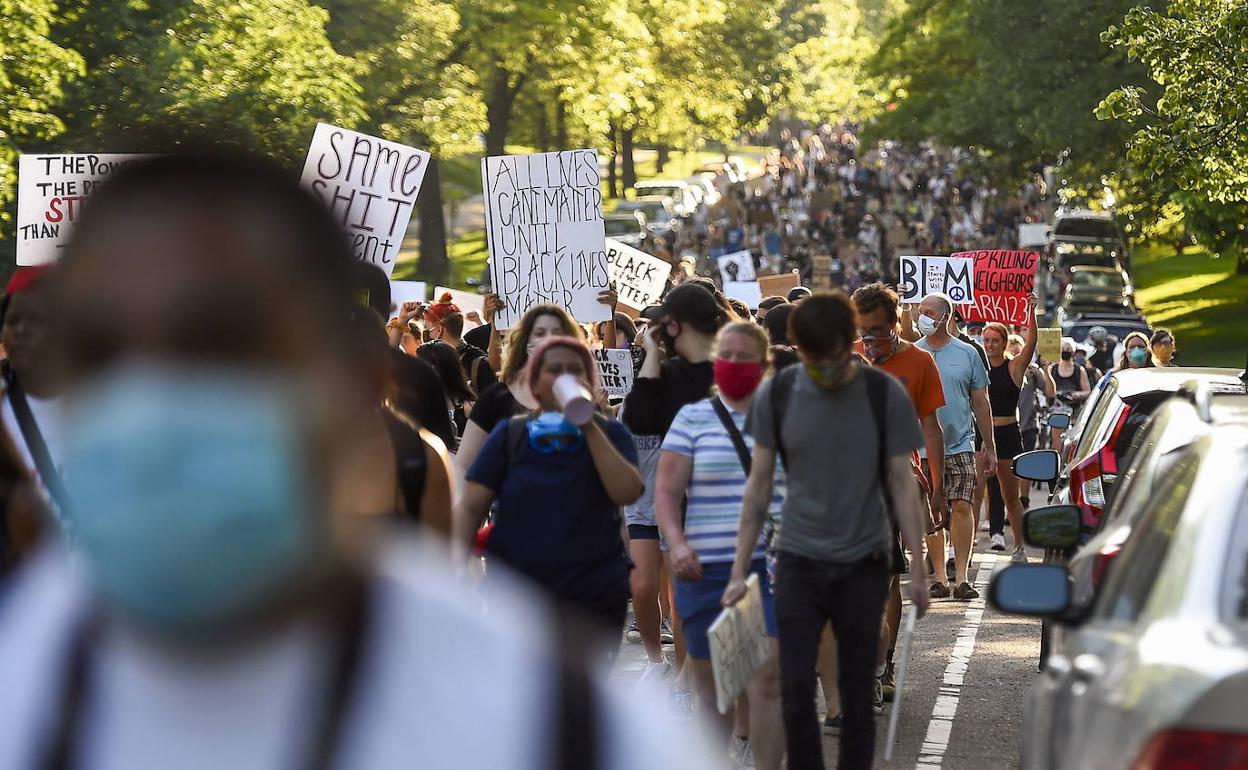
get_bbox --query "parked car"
[633,180,699,219]
[613,198,680,243]
[604,211,648,249]
[1057,298,1138,330]
[1064,313,1152,345]
[992,424,1248,770]
[1068,264,1135,300]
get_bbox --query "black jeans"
[774,550,890,770]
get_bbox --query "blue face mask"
[1128,347,1149,366]
[62,364,318,633]
[527,411,585,454]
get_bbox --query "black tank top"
[1049,363,1082,394]
[988,360,1021,418]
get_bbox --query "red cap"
[423,292,461,326]
[6,266,49,296]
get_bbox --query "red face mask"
[714,359,765,400]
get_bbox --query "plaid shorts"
[924,451,978,514]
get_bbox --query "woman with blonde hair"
[1115,331,1153,372]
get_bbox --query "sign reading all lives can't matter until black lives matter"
[482,150,609,329]
[300,123,430,278]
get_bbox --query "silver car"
[994,425,1248,770]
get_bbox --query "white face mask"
[917,313,943,337]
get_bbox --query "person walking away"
[455,336,643,643]
[415,341,477,451]
[622,284,726,690]
[0,153,716,770]
[723,291,931,770]
[914,293,997,599]
[657,321,785,770]
[979,303,1040,562]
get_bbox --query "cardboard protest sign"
[482,150,608,329]
[594,348,634,397]
[723,281,763,309]
[17,153,148,266]
[606,238,669,310]
[1018,223,1051,248]
[954,250,1040,326]
[388,281,428,319]
[758,272,801,298]
[708,574,771,714]
[300,124,429,278]
[433,286,485,319]
[898,255,975,305]
[717,250,756,283]
[1037,327,1062,364]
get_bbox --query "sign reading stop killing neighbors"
[483,150,609,329]
[16,153,147,266]
[300,123,430,278]
[898,255,975,304]
[954,249,1040,325]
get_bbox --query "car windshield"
[636,185,683,200]
[1071,271,1125,290]
[619,202,667,220]
[1059,248,1118,269]
[604,218,640,236]
[1055,218,1119,240]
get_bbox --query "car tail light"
[1082,475,1106,509]
[1071,454,1104,527]
[1131,728,1248,770]
[1091,542,1123,590]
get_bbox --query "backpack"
[769,364,895,516]
[457,342,490,392]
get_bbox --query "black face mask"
[1060,351,1073,361]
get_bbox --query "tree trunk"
[536,102,550,153]
[621,127,636,192]
[417,157,448,283]
[485,64,525,157]
[1238,248,1248,275]
[555,100,568,150]
[656,145,670,173]
[607,123,619,199]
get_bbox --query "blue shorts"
[675,559,776,660]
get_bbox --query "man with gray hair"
[913,293,996,600]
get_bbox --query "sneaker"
[822,713,844,735]
[660,619,675,645]
[882,662,896,702]
[979,518,991,531]
[952,582,980,601]
[625,619,642,643]
[732,736,756,769]
[637,659,672,688]
[873,676,885,714]
[929,581,951,599]
[990,533,1006,551]
[1011,547,1028,564]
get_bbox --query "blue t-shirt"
[468,417,639,603]
[661,398,785,564]
[916,336,989,456]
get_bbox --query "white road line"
[915,554,999,770]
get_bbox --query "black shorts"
[994,423,1024,463]
[627,524,660,540]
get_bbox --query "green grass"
[1131,241,1248,368]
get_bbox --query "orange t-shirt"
[876,343,945,419]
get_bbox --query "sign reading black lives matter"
[300,123,430,278]
[594,348,634,397]
[17,153,147,266]
[606,238,670,311]
[482,150,609,329]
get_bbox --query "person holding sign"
[455,336,643,640]
[655,322,785,770]
[979,297,1040,562]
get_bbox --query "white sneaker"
[979,519,991,532]
[625,619,642,643]
[637,659,672,688]
[990,533,1006,551]
[732,736,756,769]
[659,619,675,645]
[1011,547,1028,564]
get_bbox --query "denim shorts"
[674,559,776,660]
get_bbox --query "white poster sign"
[594,348,634,397]
[708,574,771,714]
[1018,223,1051,248]
[606,238,669,310]
[300,123,430,277]
[717,250,756,282]
[723,281,763,309]
[388,280,428,319]
[16,153,148,266]
[898,255,975,304]
[433,286,485,319]
[482,150,608,329]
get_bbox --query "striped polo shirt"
[662,397,786,564]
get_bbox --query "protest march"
[1,3,1245,770]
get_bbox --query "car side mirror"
[1023,505,1082,549]
[1013,449,1060,483]
[988,565,1072,618]
[1046,412,1071,430]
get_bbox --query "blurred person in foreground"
[0,153,715,770]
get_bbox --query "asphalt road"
[614,520,1043,769]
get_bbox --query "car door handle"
[1071,654,1105,682]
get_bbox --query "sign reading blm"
[17,153,148,266]
[898,255,975,304]
[483,150,609,329]
[300,123,430,278]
